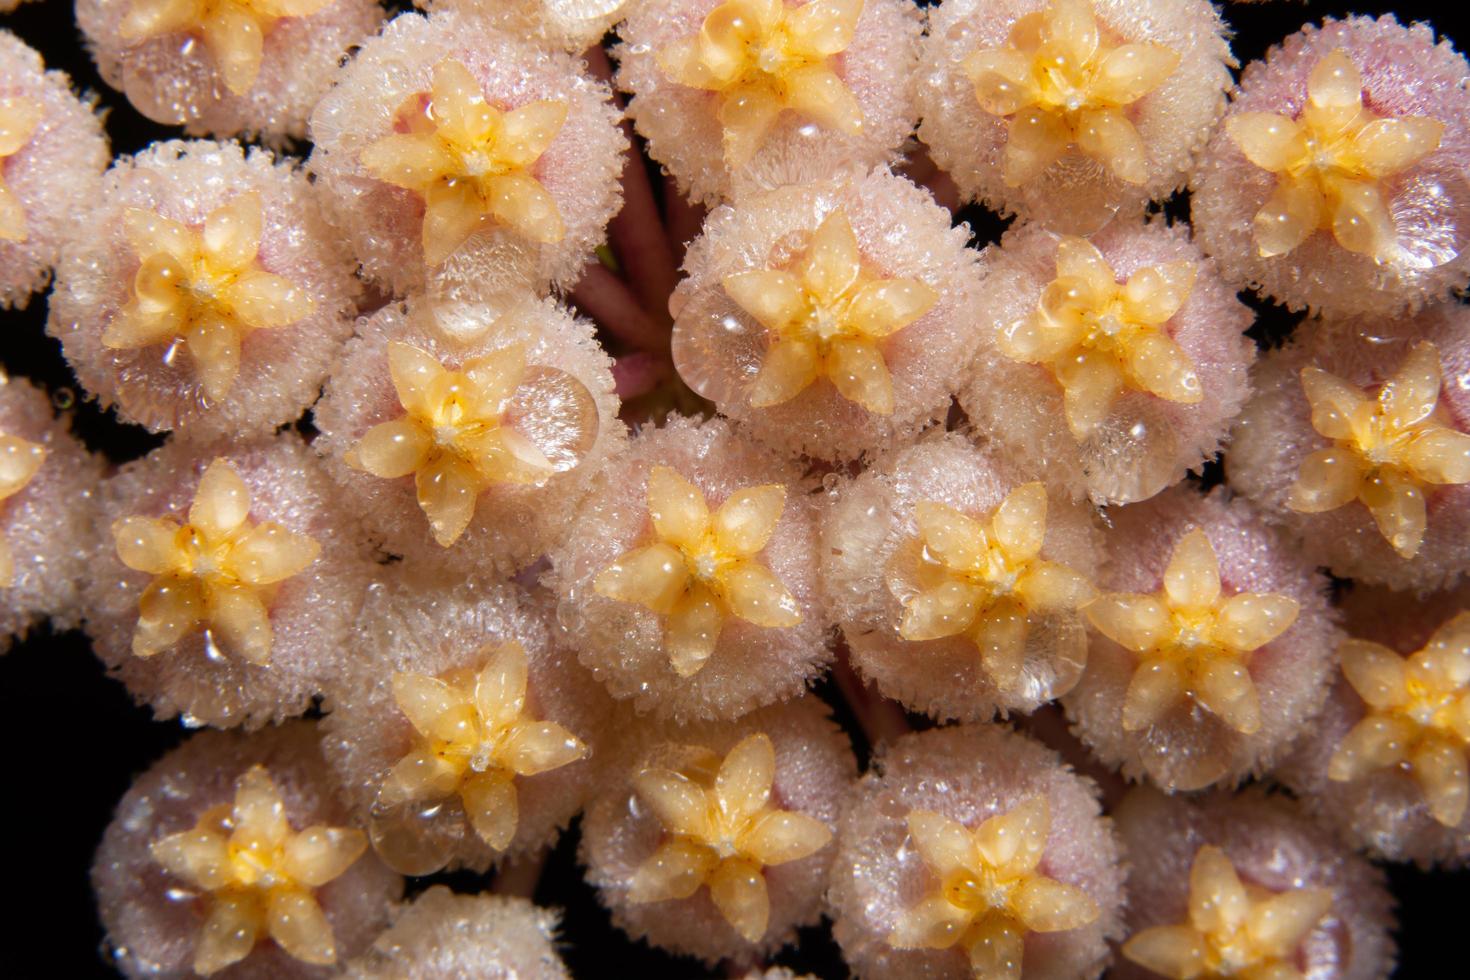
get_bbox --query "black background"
[0,0,1466,977]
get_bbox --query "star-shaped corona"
[889,797,1099,979]
[892,483,1094,693]
[657,0,866,167]
[1122,845,1334,980]
[1329,612,1470,828]
[722,208,937,415]
[998,236,1201,441]
[111,458,321,664]
[346,341,581,548]
[1287,341,1470,561]
[101,193,316,402]
[360,58,568,266]
[627,733,832,943]
[0,431,45,586]
[376,642,587,864]
[594,465,802,678]
[1226,49,1444,262]
[149,765,367,975]
[0,95,41,242]
[119,0,334,96]
[1085,528,1300,735]
[963,0,1180,187]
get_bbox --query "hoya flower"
[308,10,625,299]
[1280,582,1470,868]
[48,139,359,442]
[0,31,109,309]
[1191,16,1470,318]
[550,416,828,721]
[1112,787,1397,980]
[1228,305,1470,592]
[93,723,402,980]
[821,434,1103,721]
[1063,487,1338,792]
[417,0,633,54]
[918,0,1231,233]
[320,571,612,875]
[86,435,377,730]
[615,0,922,204]
[313,295,622,574]
[343,886,570,980]
[672,169,983,461]
[959,219,1253,506]
[581,697,855,962]
[828,724,1125,980]
[0,374,104,650]
[150,765,368,973]
[76,0,383,142]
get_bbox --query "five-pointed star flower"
[627,732,832,943]
[111,457,321,663]
[889,796,1099,979]
[150,765,367,975]
[1329,612,1470,827]
[1122,845,1334,980]
[891,483,1094,694]
[0,95,41,242]
[119,0,334,96]
[594,465,802,678]
[375,641,588,867]
[0,430,45,586]
[101,193,316,402]
[360,58,568,266]
[963,0,1180,187]
[657,0,866,167]
[1226,49,1444,261]
[998,235,1201,441]
[1287,340,1470,561]
[1084,528,1300,736]
[346,340,594,548]
[721,208,937,415]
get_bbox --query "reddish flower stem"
[663,172,708,267]
[491,847,547,899]
[572,261,670,353]
[833,644,911,750]
[612,351,672,400]
[900,148,960,213]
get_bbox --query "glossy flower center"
[594,465,801,678]
[964,0,1180,186]
[111,458,320,664]
[149,765,366,975]
[1287,341,1470,560]
[360,58,567,266]
[722,208,936,415]
[1085,528,1300,736]
[658,0,866,165]
[0,96,41,242]
[627,733,833,943]
[1123,845,1333,980]
[1226,49,1444,261]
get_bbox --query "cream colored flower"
[102,193,316,401]
[0,96,42,242]
[0,431,45,586]
[1122,845,1334,980]
[658,0,865,166]
[594,465,802,677]
[360,58,567,265]
[628,733,832,943]
[111,458,320,663]
[1287,340,1470,560]
[892,483,1094,694]
[1329,613,1470,827]
[963,0,1180,186]
[376,642,587,864]
[1084,528,1299,735]
[889,797,1098,980]
[1226,49,1443,261]
[722,208,937,415]
[120,0,334,96]
[998,235,1200,441]
[150,765,367,975]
